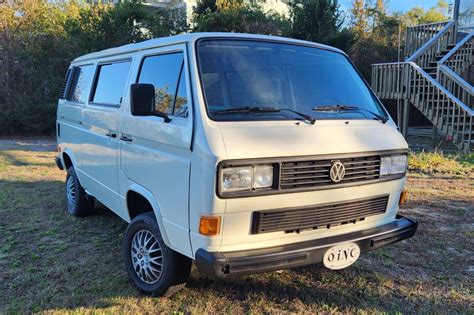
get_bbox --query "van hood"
[218,121,407,159]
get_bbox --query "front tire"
[65,166,94,217]
[123,212,191,297]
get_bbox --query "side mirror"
[130,83,155,116]
[130,83,172,122]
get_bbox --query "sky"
[338,0,452,14]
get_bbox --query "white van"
[56,33,417,297]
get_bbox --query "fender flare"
[126,182,171,247]
[61,149,89,186]
[61,148,78,169]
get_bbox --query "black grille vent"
[252,195,389,234]
[280,155,381,190]
[59,68,72,99]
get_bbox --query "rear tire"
[123,212,191,297]
[65,166,94,217]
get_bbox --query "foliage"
[216,0,244,10]
[0,0,69,135]
[0,0,186,136]
[402,0,450,26]
[349,10,401,81]
[289,0,352,52]
[192,3,290,35]
[193,0,218,16]
[346,0,449,82]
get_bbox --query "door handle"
[120,136,133,142]
[106,133,117,138]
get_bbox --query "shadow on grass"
[0,151,54,167]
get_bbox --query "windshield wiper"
[312,104,388,123]
[212,106,316,124]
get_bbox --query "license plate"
[323,242,360,270]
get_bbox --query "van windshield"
[196,39,387,122]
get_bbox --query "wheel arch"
[125,183,171,247]
[61,149,77,170]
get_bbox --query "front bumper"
[195,215,417,278]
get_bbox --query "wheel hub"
[131,230,163,284]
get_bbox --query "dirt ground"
[0,140,472,313]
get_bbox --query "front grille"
[280,155,381,190]
[251,195,389,234]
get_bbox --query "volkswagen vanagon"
[55,33,417,297]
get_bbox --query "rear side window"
[59,68,73,99]
[69,65,94,103]
[91,60,131,106]
[138,52,188,118]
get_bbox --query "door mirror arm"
[154,111,172,123]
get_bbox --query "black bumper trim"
[195,215,417,278]
[55,157,64,170]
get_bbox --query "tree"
[351,0,368,38]
[193,0,218,16]
[348,0,401,81]
[289,0,352,51]
[216,0,244,10]
[192,3,290,35]
[402,0,449,26]
[376,0,385,13]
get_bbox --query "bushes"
[408,151,473,176]
[192,4,290,35]
[0,0,186,136]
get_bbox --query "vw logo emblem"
[330,161,345,183]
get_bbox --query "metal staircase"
[371,20,474,152]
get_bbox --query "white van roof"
[73,32,345,63]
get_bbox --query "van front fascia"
[216,149,407,198]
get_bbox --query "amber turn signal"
[199,215,221,236]
[399,189,409,205]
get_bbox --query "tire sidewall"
[66,167,79,215]
[123,214,177,296]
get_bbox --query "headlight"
[380,155,407,176]
[221,165,273,193]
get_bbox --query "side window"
[69,65,94,103]
[91,60,131,105]
[138,52,188,118]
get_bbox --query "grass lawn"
[0,149,472,313]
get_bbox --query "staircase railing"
[371,62,407,100]
[438,32,474,108]
[439,31,474,76]
[406,20,457,69]
[372,61,473,152]
[438,67,473,108]
[404,21,451,59]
